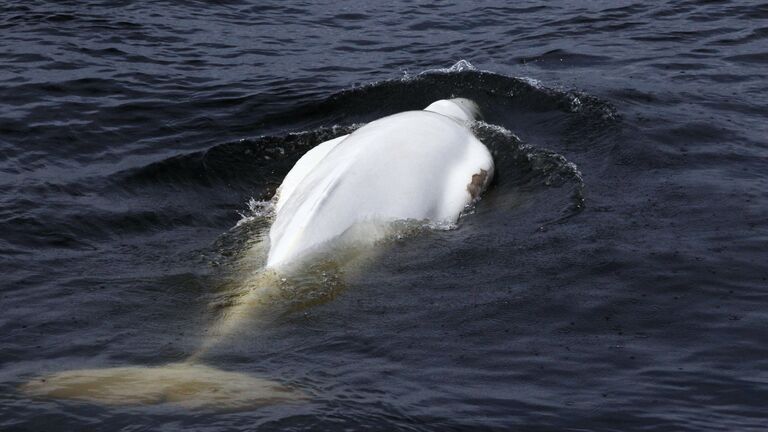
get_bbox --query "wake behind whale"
[20,98,496,410]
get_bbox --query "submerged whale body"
[267,98,494,270]
[20,98,494,410]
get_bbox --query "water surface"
[1,1,767,431]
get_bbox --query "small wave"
[417,60,618,121]
[517,76,544,89]
[472,120,521,141]
[419,59,478,75]
[472,121,586,221]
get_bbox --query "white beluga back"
[267,98,494,271]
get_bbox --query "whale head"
[423,98,480,122]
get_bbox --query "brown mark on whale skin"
[467,169,489,200]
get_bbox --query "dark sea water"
[1,1,767,431]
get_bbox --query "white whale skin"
[267,98,493,270]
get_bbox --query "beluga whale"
[267,97,494,271]
[20,98,494,410]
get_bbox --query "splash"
[235,198,275,228]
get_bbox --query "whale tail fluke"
[20,362,306,410]
[18,266,348,410]
[18,271,313,410]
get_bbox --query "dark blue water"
[1,1,767,430]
